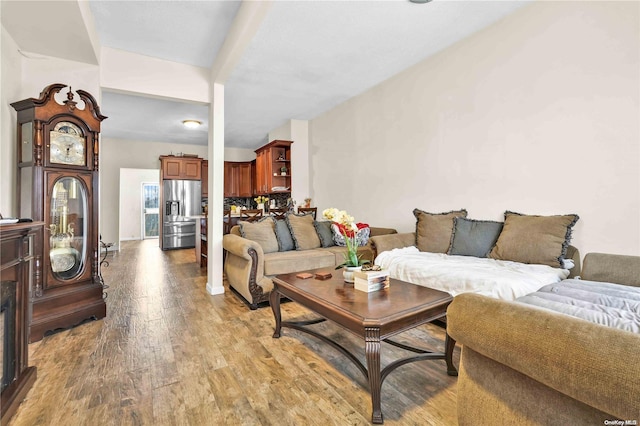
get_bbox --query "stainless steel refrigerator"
[162,179,201,250]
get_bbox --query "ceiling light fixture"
[182,120,201,129]
[409,0,433,3]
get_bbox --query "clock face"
[50,121,86,166]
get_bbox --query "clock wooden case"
[11,83,107,342]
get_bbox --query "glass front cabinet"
[11,84,107,342]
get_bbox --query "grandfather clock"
[11,83,107,342]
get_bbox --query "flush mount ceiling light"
[409,0,433,3]
[182,120,201,129]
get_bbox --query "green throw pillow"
[448,217,503,258]
[274,218,295,252]
[314,221,335,248]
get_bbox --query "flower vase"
[257,203,264,213]
[343,266,362,283]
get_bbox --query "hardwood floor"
[9,240,459,425]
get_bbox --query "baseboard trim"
[206,282,225,295]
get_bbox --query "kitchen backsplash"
[224,193,291,210]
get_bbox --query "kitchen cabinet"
[201,160,208,198]
[224,161,252,197]
[254,140,292,195]
[199,217,207,268]
[160,156,202,180]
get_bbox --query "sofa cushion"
[287,213,321,250]
[314,221,335,247]
[414,208,468,253]
[489,211,579,268]
[448,217,503,258]
[274,218,295,252]
[263,249,336,276]
[238,217,279,254]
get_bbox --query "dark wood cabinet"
[11,84,107,342]
[201,160,208,198]
[200,217,207,268]
[254,140,292,195]
[224,161,252,197]
[0,222,41,424]
[160,156,202,180]
[238,163,252,196]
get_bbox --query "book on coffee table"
[353,269,389,281]
[354,275,390,292]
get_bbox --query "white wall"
[101,138,208,247]
[310,1,640,257]
[224,147,255,162]
[118,168,160,242]
[0,26,22,217]
[1,28,101,217]
[290,119,310,208]
[268,121,291,142]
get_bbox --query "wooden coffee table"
[270,270,457,424]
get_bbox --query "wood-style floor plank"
[8,239,459,425]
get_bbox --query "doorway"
[142,183,159,239]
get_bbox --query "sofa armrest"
[223,233,264,261]
[447,293,640,420]
[369,227,397,237]
[369,232,415,258]
[223,233,272,309]
[581,252,640,287]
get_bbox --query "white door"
[142,183,159,239]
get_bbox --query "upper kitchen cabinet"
[254,140,292,195]
[224,161,252,197]
[160,155,202,180]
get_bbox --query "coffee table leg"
[365,327,383,424]
[445,333,457,376]
[270,287,282,338]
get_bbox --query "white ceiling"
[2,0,530,150]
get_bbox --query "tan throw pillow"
[286,213,321,250]
[489,211,579,267]
[413,208,468,253]
[238,217,279,254]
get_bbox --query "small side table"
[98,235,113,297]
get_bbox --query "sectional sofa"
[447,252,640,424]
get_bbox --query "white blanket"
[375,246,570,301]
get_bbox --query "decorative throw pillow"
[413,208,468,253]
[314,221,335,248]
[286,213,321,250]
[331,223,370,247]
[488,211,579,267]
[274,218,295,252]
[448,217,503,258]
[238,216,279,254]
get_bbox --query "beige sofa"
[223,225,397,309]
[369,232,581,278]
[447,253,640,424]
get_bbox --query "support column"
[206,82,225,295]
